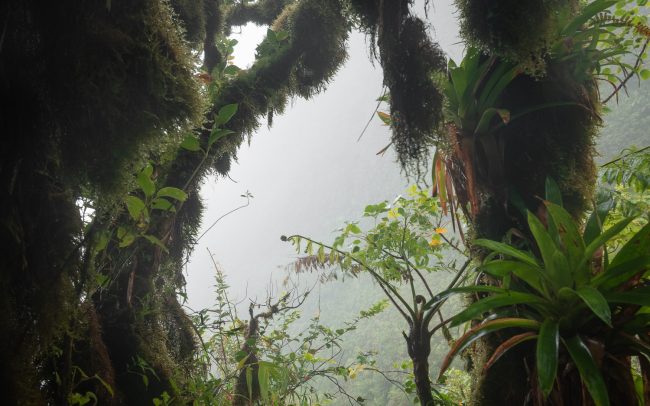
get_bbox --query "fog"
[185,2,462,311]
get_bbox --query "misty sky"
[185,1,463,311]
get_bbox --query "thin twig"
[600,145,650,167]
[196,193,251,242]
[603,38,649,104]
[357,87,387,142]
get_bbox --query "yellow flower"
[429,235,442,247]
[435,227,447,234]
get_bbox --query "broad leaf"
[564,335,610,406]
[474,239,539,267]
[180,135,201,151]
[605,286,650,307]
[545,202,585,270]
[125,196,145,221]
[425,285,508,309]
[137,166,155,198]
[481,260,546,295]
[209,128,235,147]
[528,212,567,286]
[215,103,238,125]
[575,286,611,326]
[537,319,559,398]
[156,187,188,202]
[142,234,169,253]
[592,255,650,290]
[450,292,549,327]
[150,197,175,212]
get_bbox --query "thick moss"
[41,0,202,194]
[455,0,575,72]
[224,0,293,34]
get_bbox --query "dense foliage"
[0,0,648,404]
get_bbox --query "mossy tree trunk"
[448,2,605,404]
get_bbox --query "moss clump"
[169,0,208,46]
[42,0,203,195]
[455,0,575,72]
[224,0,293,34]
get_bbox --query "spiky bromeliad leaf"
[564,335,610,406]
[439,318,541,379]
[480,260,546,296]
[537,319,559,398]
[450,292,549,327]
[484,332,538,371]
[528,211,572,288]
[473,239,539,267]
[575,286,612,327]
[545,202,585,270]
[578,217,635,271]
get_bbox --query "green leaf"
[209,128,235,147]
[439,318,541,379]
[180,136,201,151]
[137,176,155,198]
[564,335,610,406]
[545,202,585,271]
[578,217,634,271]
[223,64,240,75]
[258,363,270,402]
[215,103,238,126]
[450,292,549,327]
[545,177,563,206]
[475,108,510,135]
[527,211,568,286]
[246,367,253,401]
[473,238,539,267]
[156,187,188,202]
[537,319,559,397]
[125,196,145,221]
[142,234,169,253]
[592,255,650,289]
[605,286,650,307]
[137,165,155,198]
[609,222,650,268]
[640,69,650,80]
[562,0,617,36]
[117,228,136,248]
[481,260,546,295]
[275,30,289,41]
[584,194,615,245]
[150,197,175,212]
[95,230,111,252]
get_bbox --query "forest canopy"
[0,0,648,405]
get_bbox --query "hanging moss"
[346,0,446,172]
[169,0,207,46]
[383,16,446,172]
